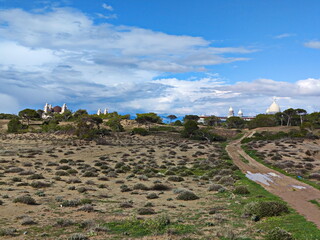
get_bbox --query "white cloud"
[304,41,320,49]
[4,7,317,116]
[274,33,295,39]
[102,3,113,11]
[96,13,117,19]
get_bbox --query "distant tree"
[275,112,285,126]
[173,120,183,126]
[295,108,307,126]
[106,118,124,132]
[167,115,177,123]
[183,115,199,122]
[18,109,40,126]
[204,116,219,126]
[7,118,23,133]
[73,109,88,118]
[282,108,297,126]
[225,117,246,129]
[136,113,162,129]
[305,112,320,129]
[248,114,277,129]
[181,120,199,138]
[0,113,17,119]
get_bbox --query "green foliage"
[73,109,88,118]
[7,118,23,133]
[106,118,124,132]
[241,129,317,144]
[244,201,289,218]
[248,114,277,129]
[226,116,246,129]
[183,115,199,122]
[265,227,293,240]
[173,120,183,126]
[189,128,226,142]
[75,116,109,140]
[0,113,17,119]
[99,111,130,120]
[233,185,250,194]
[181,120,199,137]
[136,113,162,125]
[149,125,177,132]
[167,114,177,122]
[132,127,149,136]
[102,215,196,237]
[176,191,199,201]
[204,115,220,126]
[18,108,40,125]
[13,195,37,205]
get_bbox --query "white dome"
[238,109,243,114]
[267,100,280,114]
[229,106,233,111]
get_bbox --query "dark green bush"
[13,195,37,205]
[7,118,23,133]
[132,128,149,136]
[244,201,289,218]
[176,191,199,201]
[233,186,250,194]
[137,207,156,215]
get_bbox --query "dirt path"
[226,131,320,228]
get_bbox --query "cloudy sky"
[0,0,320,116]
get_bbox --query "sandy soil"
[0,132,248,239]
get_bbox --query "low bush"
[244,201,289,218]
[233,185,250,194]
[151,183,171,191]
[265,227,293,240]
[176,191,199,201]
[13,195,37,205]
[137,207,156,215]
[132,128,149,136]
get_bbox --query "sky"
[0,0,320,116]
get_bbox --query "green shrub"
[233,186,250,194]
[176,191,199,201]
[173,120,183,126]
[137,207,156,215]
[244,201,289,218]
[265,227,293,240]
[68,233,88,240]
[132,128,149,136]
[151,183,171,191]
[13,195,37,205]
[30,181,51,188]
[7,118,23,133]
[106,118,124,132]
[133,183,149,190]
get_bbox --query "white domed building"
[266,99,281,114]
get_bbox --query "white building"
[266,99,281,114]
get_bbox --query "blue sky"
[0,0,320,116]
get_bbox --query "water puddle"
[290,185,306,189]
[246,171,274,186]
[268,172,281,178]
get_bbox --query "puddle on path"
[290,185,307,189]
[245,171,279,186]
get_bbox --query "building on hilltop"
[266,98,281,114]
[42,103,69,119]
[228,106,234,118]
